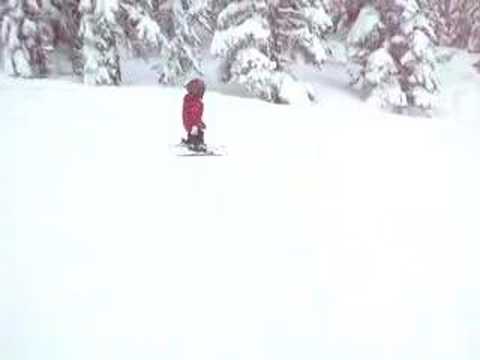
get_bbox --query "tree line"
[0,0,478,111]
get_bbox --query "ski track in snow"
[1,52,480,360]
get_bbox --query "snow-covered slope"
[1,51,480,360]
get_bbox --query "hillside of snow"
[1,50,480,360]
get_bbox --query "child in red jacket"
[182,78,206,151]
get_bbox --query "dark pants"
[187,130,205,146]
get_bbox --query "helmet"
[186,78,206,98]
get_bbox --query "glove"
[191,126,198,135]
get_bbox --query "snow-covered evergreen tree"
[467,2,480,52]
[0,1,9,68]
[346,3,405,108]
[116,0,164,56]
[275,0,333,68]
[398,0,439,111]
[1,0,53,77]
[346,4,385,84]
[154,0,207,85]
[55,0,84,75]
[0,1,8,34]
[78,0,163,85]
[211,0,280,101]
[418,0,474,48]
[78,0,122,85]
[211,0,321,103]
[347,0,439,113]
[364,47,406,108]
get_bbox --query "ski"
[170,142,226,157]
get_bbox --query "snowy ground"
[1,51,480,360]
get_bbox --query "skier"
[182,78,207,151]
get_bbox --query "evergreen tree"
[347,0,439,113]
[1,0,52,77]
[78,0,121,85]
[275,0,333,69]
[0,1,8,43]
[397,0,439,111]
[78,0,163,85]
[154,0,207,85]
[57,0,84,75]
[347,4,397,104]
[211,0,281,101]
[117,0,165,57]
[467,1,480,52]
[211,0,325,103]
[419,0,474,48]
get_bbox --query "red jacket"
[182,93,204,133]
